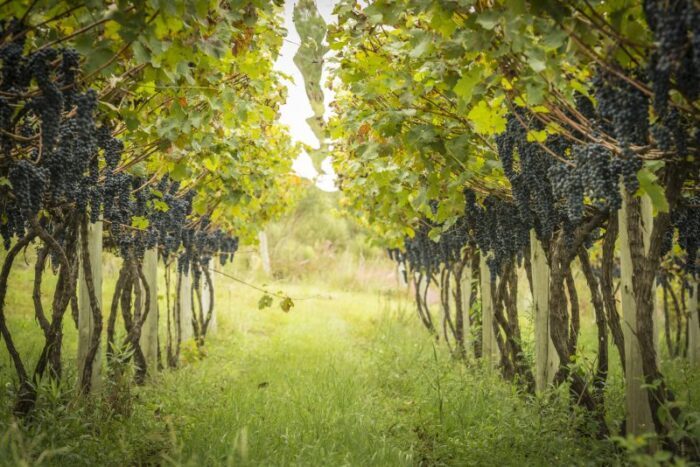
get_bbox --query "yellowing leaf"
[526,129,547,143]
[153,199,170,212]
[467,100,506,135]
[131,216,150,230]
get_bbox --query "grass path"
[149,290,422,465]
[2,282,616,466]
[107,286,606,466]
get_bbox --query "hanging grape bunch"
[0,23,106,249]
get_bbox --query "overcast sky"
[274,0,338,191]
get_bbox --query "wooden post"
[689,281,700,364]
[179,270,194,341]
[531,230,558,392]
[480,253,498,366]
[258,231,271,276]
[460,259,472,357]
[619,193,655,435]
[397,261,409,287]
[139,248,158,375]
[77,221,102,392]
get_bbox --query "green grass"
[1,253,698,465]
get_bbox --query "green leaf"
[124,112,140,131]
[431,5,458,37]
[279,296,294,313]
[258,294,273,310]
[453,65,483,102]
[410,36,432,58]
[476,11,500,30]
[541,29,568,49]
[525,48,546,72]
[132,41,151,64]
[525,80,546,105]
[638,168,669,213]
[446,134,470,158]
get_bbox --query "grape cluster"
[0,22,100,250]
[475,195,529,278]
[402,220,442,278]
[545,142,626,225]
[58,48,80,107]
[671,195,700,275]
[612,147,642,193]
[4,160,48,245]
[644,0,700,116]
[495,91,649,241]
[399,191,530,280]
[391,206,471,279]
[548,162,583,224]
[178,215,239,285]
[593,71,649,147]
[148,176,192,261]
[0,20,26,91]
[0,19,241,274]
[101,165,238,269]
[94,126,238,267]
[574,145,621,211]
[494,112,562,239]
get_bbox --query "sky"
[274,0,339,192]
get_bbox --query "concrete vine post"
[530,230,558,392]
[179,270,194,342]
[258,231,271,276]
[689,282,700,364]
[480,253,498,366]
[77,220,103,394]
[460,256,472,358]
[139,248,159,376]
[619,193,655,435]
